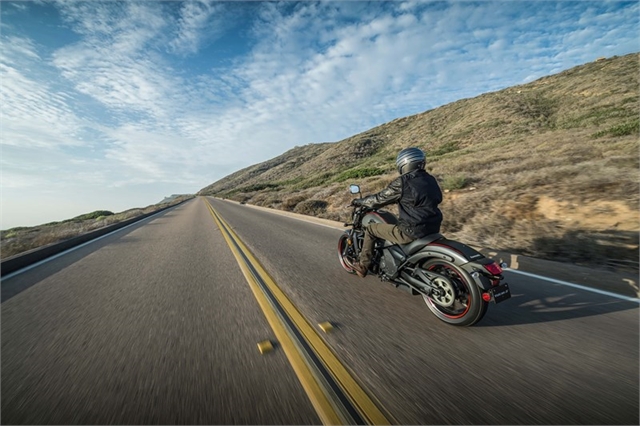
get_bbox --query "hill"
[199,53,639,272]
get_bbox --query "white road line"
[505,268,640,303]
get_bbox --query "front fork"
[346,229,384,274]
[345,229,364,258]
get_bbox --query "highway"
[2,197,638,425]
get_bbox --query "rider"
[351,147,443,278]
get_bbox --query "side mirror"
[349,184,360,195]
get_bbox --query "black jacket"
[360,169,443,239]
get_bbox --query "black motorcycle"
[338,184,511,326]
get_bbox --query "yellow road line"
[204,198,391,425]
[205,200,344,424]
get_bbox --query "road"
[2,197,638,425]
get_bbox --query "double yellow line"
[205,199,391,425]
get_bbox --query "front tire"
[420,259,488,326]
[338,233,357,274]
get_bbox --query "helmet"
[396,147,426,175]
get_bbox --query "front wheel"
[338,233,357,274]
[420,259,488,326]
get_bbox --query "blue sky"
[1,1,638,229]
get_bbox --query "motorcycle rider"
[351,147,443,278]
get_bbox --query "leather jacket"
[359,169,443,239]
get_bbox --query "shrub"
[335,167,385,182]
[504,92,558,127]
[294,199,328,216]
[282,195,306,211]
[65,210,114,222]
[292,174,332,190]
[240,183,280,193]
[254,194,281,208]
[591,120,639,139]
[441,174,469,190]
[431,141,459,156]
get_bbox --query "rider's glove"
[351,198,364,207]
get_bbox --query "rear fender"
[406,240,495,291]
[405,244,469,267]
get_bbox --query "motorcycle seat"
[401,233,444,255]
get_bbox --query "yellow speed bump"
[318,322,334,333]
[257,340,274,354]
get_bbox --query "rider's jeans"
[360,223,414,269]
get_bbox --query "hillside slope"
[199,53,639,272]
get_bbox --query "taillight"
[483,262,503,276]
[482,293,492,302]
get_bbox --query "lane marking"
[505,269,640,303]
[205,199,391,425]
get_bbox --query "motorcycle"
[338,184,511,326]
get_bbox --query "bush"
[441,174,469,190]
[291,173,332,190]
[282,195,306,211]
[335,167,385,182]
[66,210,114,222]
[431,141,459,156]
[293,199,328,216]
[591,120,639,139]
[503,92,558,128]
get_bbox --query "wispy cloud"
[1,0,638,228]
[1,35,85,149]
[52,2,175,120]
[169,0,227,55]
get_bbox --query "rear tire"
[338,233,357,274]
[420,259,488,326]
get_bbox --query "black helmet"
[396,147,425,175]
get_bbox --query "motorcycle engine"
[381,251,398,276]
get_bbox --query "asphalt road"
[2,197,638,425]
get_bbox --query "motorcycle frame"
[345,205,499,298]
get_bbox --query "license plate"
[490,283,511,303]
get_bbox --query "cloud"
[1,0,638,228]
[52,2,178,122]
[169,0,226,55]
[0,36,86,149]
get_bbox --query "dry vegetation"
[1,196,194,259]
[200,53,639,273]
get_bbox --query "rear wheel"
[420,259,488,326]
[338,233,357,274]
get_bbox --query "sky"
[1,1,638,229]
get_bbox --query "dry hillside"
[199,53,639,273]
